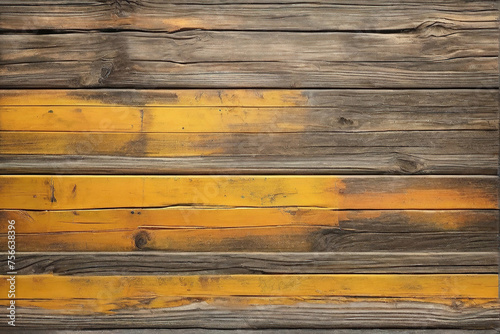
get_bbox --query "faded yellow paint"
[340,188,497,212]
[404,210,484,230]
[0,207,340,251]
[0,90,307,107]
[1,227,326,252]
[0,176,496,210]
[0,275,496,314]
[1,208,337,232]
[0,132,232,156]
[1,208,493,251]
[0,106,307,132]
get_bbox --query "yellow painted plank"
[5,208,489,233]
[1,275,496,301]
[0,176,496,210]
[0,105,321,133]
[1,208,495,251]
[2,106,495,133]
[0,106,308,133]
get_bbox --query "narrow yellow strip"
[0,275,496,302]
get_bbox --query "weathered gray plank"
[5,299,499,329]
[0,131,497,175]
[1,131,496,154]
[0,154,498,175]
[0,29,497,88]
[9,252,498,275]
[0,0,497,32]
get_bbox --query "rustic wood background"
[0,0,498,331]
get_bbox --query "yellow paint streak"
[1,208,494,251]
[0,106,307,132]
[0,208,339,251]
[0,176,496,210]
[0,90,307,107]
[0,275,496,314]
[1,208,337,233]
[0,176,341,210]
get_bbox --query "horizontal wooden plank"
[9,252,498,275]
[1,273,497,299]
[2,105,497,133]
[0,0,497,32]
[0,30,497,88]
[5,298,499,329]
[0,275,497,328]
[1,209,497,251]
[3,230,496,252]
[2,89,498,107]
[0,89,310,106]
[0,176,497,210]
[1,154,498,175]
[1,131,496,157]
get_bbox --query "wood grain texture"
[1,1,498,331]
[1,209,497,252]
[8,252,498,275]
[1,0,497,32]
[2,105,497,132]
[5,298,499,329]
[0,176,497,210]
[1,131,496,157]
[2,89,498,107]
[6,274,496,298]
[0,29,497,88]
[1,89,497,175]
[0,274,497,329]
[1,154,498,175]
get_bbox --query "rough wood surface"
[2,89,498,107]
[8,252,498,275]
[1,0,497,32]
[0,274,497,329]
[0,29,497,88]
[0,176,497,210]
[5,299,499,329]
[1,209,497,252]
[1,131,496,158]
[1,1,498,331]
[1,89,497,175]
[1,154,498,175]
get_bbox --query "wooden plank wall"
[0,0,498,331]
